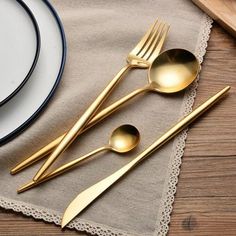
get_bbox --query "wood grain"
[0,23,236,235]
[192,0,236,37]
[169,24,236,236]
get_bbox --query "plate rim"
[0,0,41,106]
[0,0,67,145]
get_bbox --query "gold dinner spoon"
[11,48,200,175]
[93,48,200,110]
[17,124,140,193]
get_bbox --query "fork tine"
[140,22,164,59]
[130,19,159,56]
[148,24,170,62]
[137,21,162,58]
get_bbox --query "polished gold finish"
[17,125,140,193]
[11,137,62,174]
[148,48,200,93]
[11,48,198,175]
[32,20,169,181]
[61,86,230,228]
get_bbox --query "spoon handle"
[17,146,108,193]
[11,85,148,175]
[61,86,230,228]
[33,65,132,181]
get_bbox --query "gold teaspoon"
[17,124,140,193]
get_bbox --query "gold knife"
[61,86,230,228]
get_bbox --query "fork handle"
[33,64,132,181]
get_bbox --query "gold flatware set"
[10,19,230,228]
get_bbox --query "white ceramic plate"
[0,0,40,106]
[0,0,66,144]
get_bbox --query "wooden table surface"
[0,23,236,236]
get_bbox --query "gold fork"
[11,20,170,178]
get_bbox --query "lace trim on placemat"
[0,14,213,236]
[0,196,135,236]
[154,14,213,236]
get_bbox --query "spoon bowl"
[109,124,140,153]
[148,48,200,93]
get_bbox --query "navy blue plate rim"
[0,0,67,145]
[0,0,41,106]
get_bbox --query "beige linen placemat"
[0,1,212,235]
